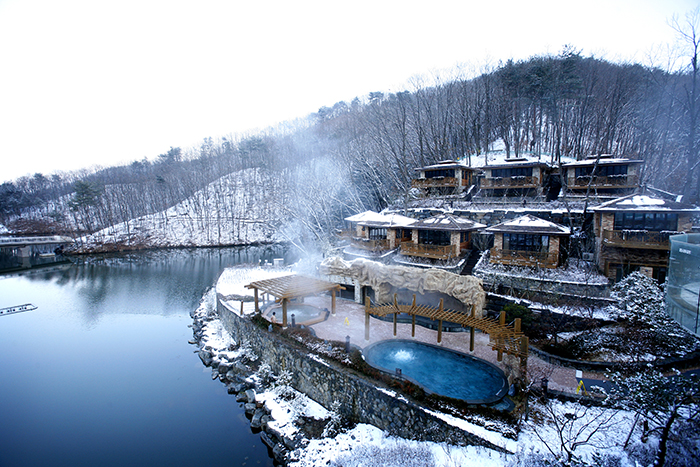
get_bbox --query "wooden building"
[479,157,550,197]
[591,194,700,282]
[485,215,571,269]
[397,213,485,261]
[343,211,416,258]
[561,155,643,195]
[411,160,480,197]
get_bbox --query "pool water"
[266,303,326,325]
[363,339,508,404]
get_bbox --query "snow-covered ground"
[76,168,288,251]
[473,251,609,286]
[201,265,648,467]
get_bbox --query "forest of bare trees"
[1,38,699,245]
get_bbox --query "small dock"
[0,303,37,317]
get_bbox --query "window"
[503,233,549,252]
[418,230,451,246]
[613,212,678,231]
[425,169,455,179]
[491,167,532,178]
[460,231,470,243]
[398,229,412,240]
[575,164,627,178]
[367,228,387,240]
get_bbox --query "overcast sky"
[0,0,697,183]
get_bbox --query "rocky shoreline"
[188,291,331,466]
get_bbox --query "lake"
[0,246,292,467]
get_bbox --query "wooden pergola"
[245,274,343,327]
[366,294,528,368]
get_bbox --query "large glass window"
[491,167,532,178]
[425,169,455,179]
[575,164,628,177]
[503,233,548,252]
[613,212,678,231]
[418,230,451,246]
[367,228,387,240]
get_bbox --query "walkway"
[300,295,594,395]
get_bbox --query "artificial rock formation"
[319,256,486,316]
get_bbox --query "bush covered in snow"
[540,272,700,362]
[330,444,434,467]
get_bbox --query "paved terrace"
[275,295,602,395]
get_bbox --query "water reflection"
[0,246,291,467]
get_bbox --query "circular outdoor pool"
[363,339,508,404]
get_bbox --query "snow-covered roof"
[344,211,386,223]
[345,211,416,228]
[480,159,550,170]
[591,194,700,212]
[485,214,571,235]
[414,160,479,172]
[562,156,644,167]
[410,214,486,231]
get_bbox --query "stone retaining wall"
[217,296,511,452]
[529,345,700,373]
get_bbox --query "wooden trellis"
[366,294,528,367]
[246,275,343,327]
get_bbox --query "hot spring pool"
[363,339,508,404]
[265,303,328,325]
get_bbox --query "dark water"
[0,246,292,467]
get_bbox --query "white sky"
[0,0,697,183]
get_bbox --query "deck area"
[294,295,591,396]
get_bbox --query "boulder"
[251,408,265,428]
[245,388,256,404]
[198,350,213,366]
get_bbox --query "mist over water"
[0,246,292,467]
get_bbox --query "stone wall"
[474,269,611,302]
[217,296,510,452]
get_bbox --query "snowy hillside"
[74,168,291,252]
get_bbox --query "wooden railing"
[491,248,559,268]
[411,177,459,189]
[571,174,639,188]
[481,176,536,188]
[351,237,390,252]
[602,230,673,250]
[400,242,458,259]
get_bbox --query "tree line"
[1,35,699,243]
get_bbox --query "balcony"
[400,243,458,260]
[602,229,674,250]
[350,237,391,252]
[411,177,459,189]
[481,176,536,189]
[490,248,559,268]
[570,174,639,189]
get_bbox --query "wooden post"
[470,305,475,352]
[282,298,288,328]
[331,290,336,316]
[437,299,444,344]
[254,288,259,314]
[240,300,244,315]
[515,317,521,333]
[497,311,505,362]
[411,294,416,338]
[364,296,371,341]
[393,294,398,337]
[520,336,529,368]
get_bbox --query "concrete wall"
[217,297,509,451]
